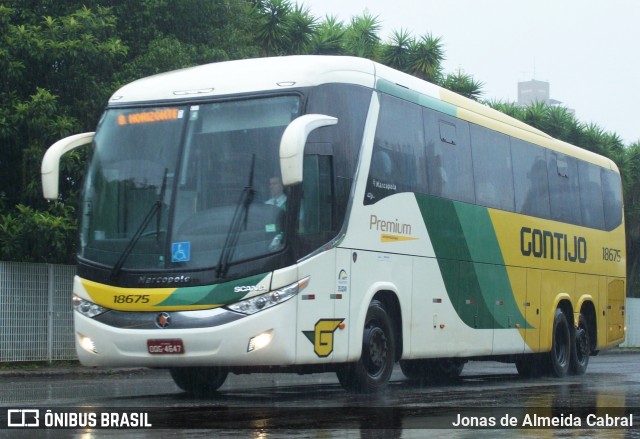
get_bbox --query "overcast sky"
[301,0,640,144]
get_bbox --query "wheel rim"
[363,323,389,377]
[575,327,589,364]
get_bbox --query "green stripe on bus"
[416,194,529,329]
[157,273,269,307]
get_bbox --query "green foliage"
[442,71,485,101]
[343,12,381,59]
[0,203,77,263]
[308,15,346,55]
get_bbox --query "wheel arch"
[372,290,403,362]
[543,296,574,352]
[348,283,404,362]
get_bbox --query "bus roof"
[109,55,616,171]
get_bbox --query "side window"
[470,125,514,211]
[548,152,581,225]
[602,169,623,230]
[300,154,334,235]
[424,109,474,203]
[365,93,425,204]
[511,139,550,218]
[578,161,605,229]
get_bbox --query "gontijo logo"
[520,226,587,263]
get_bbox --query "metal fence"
[0,261,638,362]
[0,262,76,362]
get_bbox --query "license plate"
[147,339,185,355]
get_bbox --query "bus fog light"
[248,331,273,352]
[78,334,98,354]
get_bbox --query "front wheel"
[548,308,571,377]
[337,299,395,393]
[169,366,228,397]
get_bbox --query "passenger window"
[602,169,623,230]
[548,152,581,225]
[511,139,550,218]
[424,109,474,203]
[470,125,514,211]
[365,93,425,204]
[578,161,605,229]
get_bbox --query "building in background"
[517,79,574,114]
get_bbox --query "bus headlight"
[226,276,309,315]
[73,295,108,318]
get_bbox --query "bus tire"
[169,366,228,397]
[336,299,395,393]
[569,313,590,375]
[548,308,571,377]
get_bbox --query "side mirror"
[279,114,337,186]
[41,132,94,200]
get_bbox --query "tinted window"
[511,139,550,218]
[424,109,474,203]
[602,168,623,230]
[470,125,514,211]
[548,152,581,224]
[306,83,372,228]
[578,161,605,229]
[365,93,425,204]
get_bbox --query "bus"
[41,55,626,394]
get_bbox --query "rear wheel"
[548,308,571,377]
[169,366,228,397]
[337,299,395,393]
[570,313,590,375]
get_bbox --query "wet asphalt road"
[0,352,638,438]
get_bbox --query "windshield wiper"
[216,155,256,278]
[111,169,168,278]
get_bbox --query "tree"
[308,15,346,55]
[380,29,413,71]
[406,33,444,83]
[343,12,381,59]
[441,70,484,101]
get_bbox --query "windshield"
[80,96,300,273]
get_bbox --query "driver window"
[298,154,335,254]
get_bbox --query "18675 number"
[602,247,622,262]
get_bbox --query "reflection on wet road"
[0,352,638,437]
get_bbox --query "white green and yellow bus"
[41,56,625,394]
